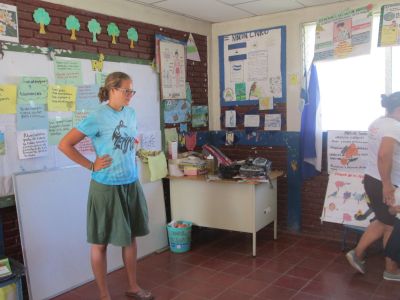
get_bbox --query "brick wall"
[0,0,208,260]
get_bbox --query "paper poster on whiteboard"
[314,4,373,61]
[322,171,373,227]
[327,130,368,173]
[17,129,48,159]
[159,38,186,100]
[219,26,285,106]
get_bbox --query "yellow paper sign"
[48,85,77,112]
[259,97,272,110]
[289,74,299,86]
[0,85,17,114]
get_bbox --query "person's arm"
[378,137,397,205]
[58,128,94,170]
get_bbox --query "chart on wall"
[218,26,286,107]
[314,4,373,61]
[327,130,368,173]
[157,34,186,100]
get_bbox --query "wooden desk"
[169,171,283,256]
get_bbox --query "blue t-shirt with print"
[76,104,138,185]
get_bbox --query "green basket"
[167,221,192,253]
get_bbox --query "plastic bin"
[167,221,192,253]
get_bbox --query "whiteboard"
[14,166,167,300]
[0,50,161,196]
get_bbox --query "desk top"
[168,170,284,185]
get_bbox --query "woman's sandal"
[125,289,154,300]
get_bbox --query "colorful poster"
[314,4,373,61]
[191,106,208,128]
[322,171,373,227]
[0,3,18,43]
[76,85,100,112]
[163,82,191,124]
[48,117,73,145]
[54,58,83,85]
[0,84,17,114]
[159,39,186,100]
[264,114,281,131]
[16,104,48,131]
[221,27,283,104]
[378,4,400,47]
[17,129,48,159]
[259,96,273,110]
[327,130,368,173]
[48,85,77,112]
[17,77,48,105]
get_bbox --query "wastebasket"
[167,221,192,253]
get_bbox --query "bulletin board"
[218,26,286,107]
[0,46,161,197]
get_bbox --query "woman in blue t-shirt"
[59,72,153,300]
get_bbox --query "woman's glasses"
[116,88,136,96]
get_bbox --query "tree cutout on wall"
[88,19,101,43]
[107,23,120,44]
[127,27,138,49]
[33,8,51,34]
[65,15,80,40]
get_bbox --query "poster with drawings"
[159,38,186,100]
[321,171,374,227]
[220,26,284,105]
[314,4,373,61]
[327,130,368,173]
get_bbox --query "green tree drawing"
[65,15,80,40]
[127,27,138,49]
[33,8,51,34]
[88,19,101,43]
[107,23,120,44]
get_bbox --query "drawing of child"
[335,21,351,42]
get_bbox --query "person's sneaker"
[383,271,400,281]
[345,249,366,274]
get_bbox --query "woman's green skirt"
[87,179,150,246]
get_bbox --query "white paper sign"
[225,110,236,128]
[140,131,162,151]
[17,129,48,159]
[327,130,368,173]
[244,115,260,127]
[264,114,281,131]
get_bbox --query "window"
[303,15,394,131]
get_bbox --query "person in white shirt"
[346,92,400,281]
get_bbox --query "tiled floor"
[53,228,400,300]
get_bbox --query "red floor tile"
[51,230,397,300]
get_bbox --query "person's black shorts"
[384,218,400,263]
[364,174,396,226]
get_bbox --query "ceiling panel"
[218,0,255,5]
[296,0,346,6]
[236,0,304,15]
[126,0,165,3]
[154,0,254,22]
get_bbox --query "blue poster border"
[218,26,286,107]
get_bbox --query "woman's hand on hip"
[93,155,112,171]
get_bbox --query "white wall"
[210,0,393,131]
